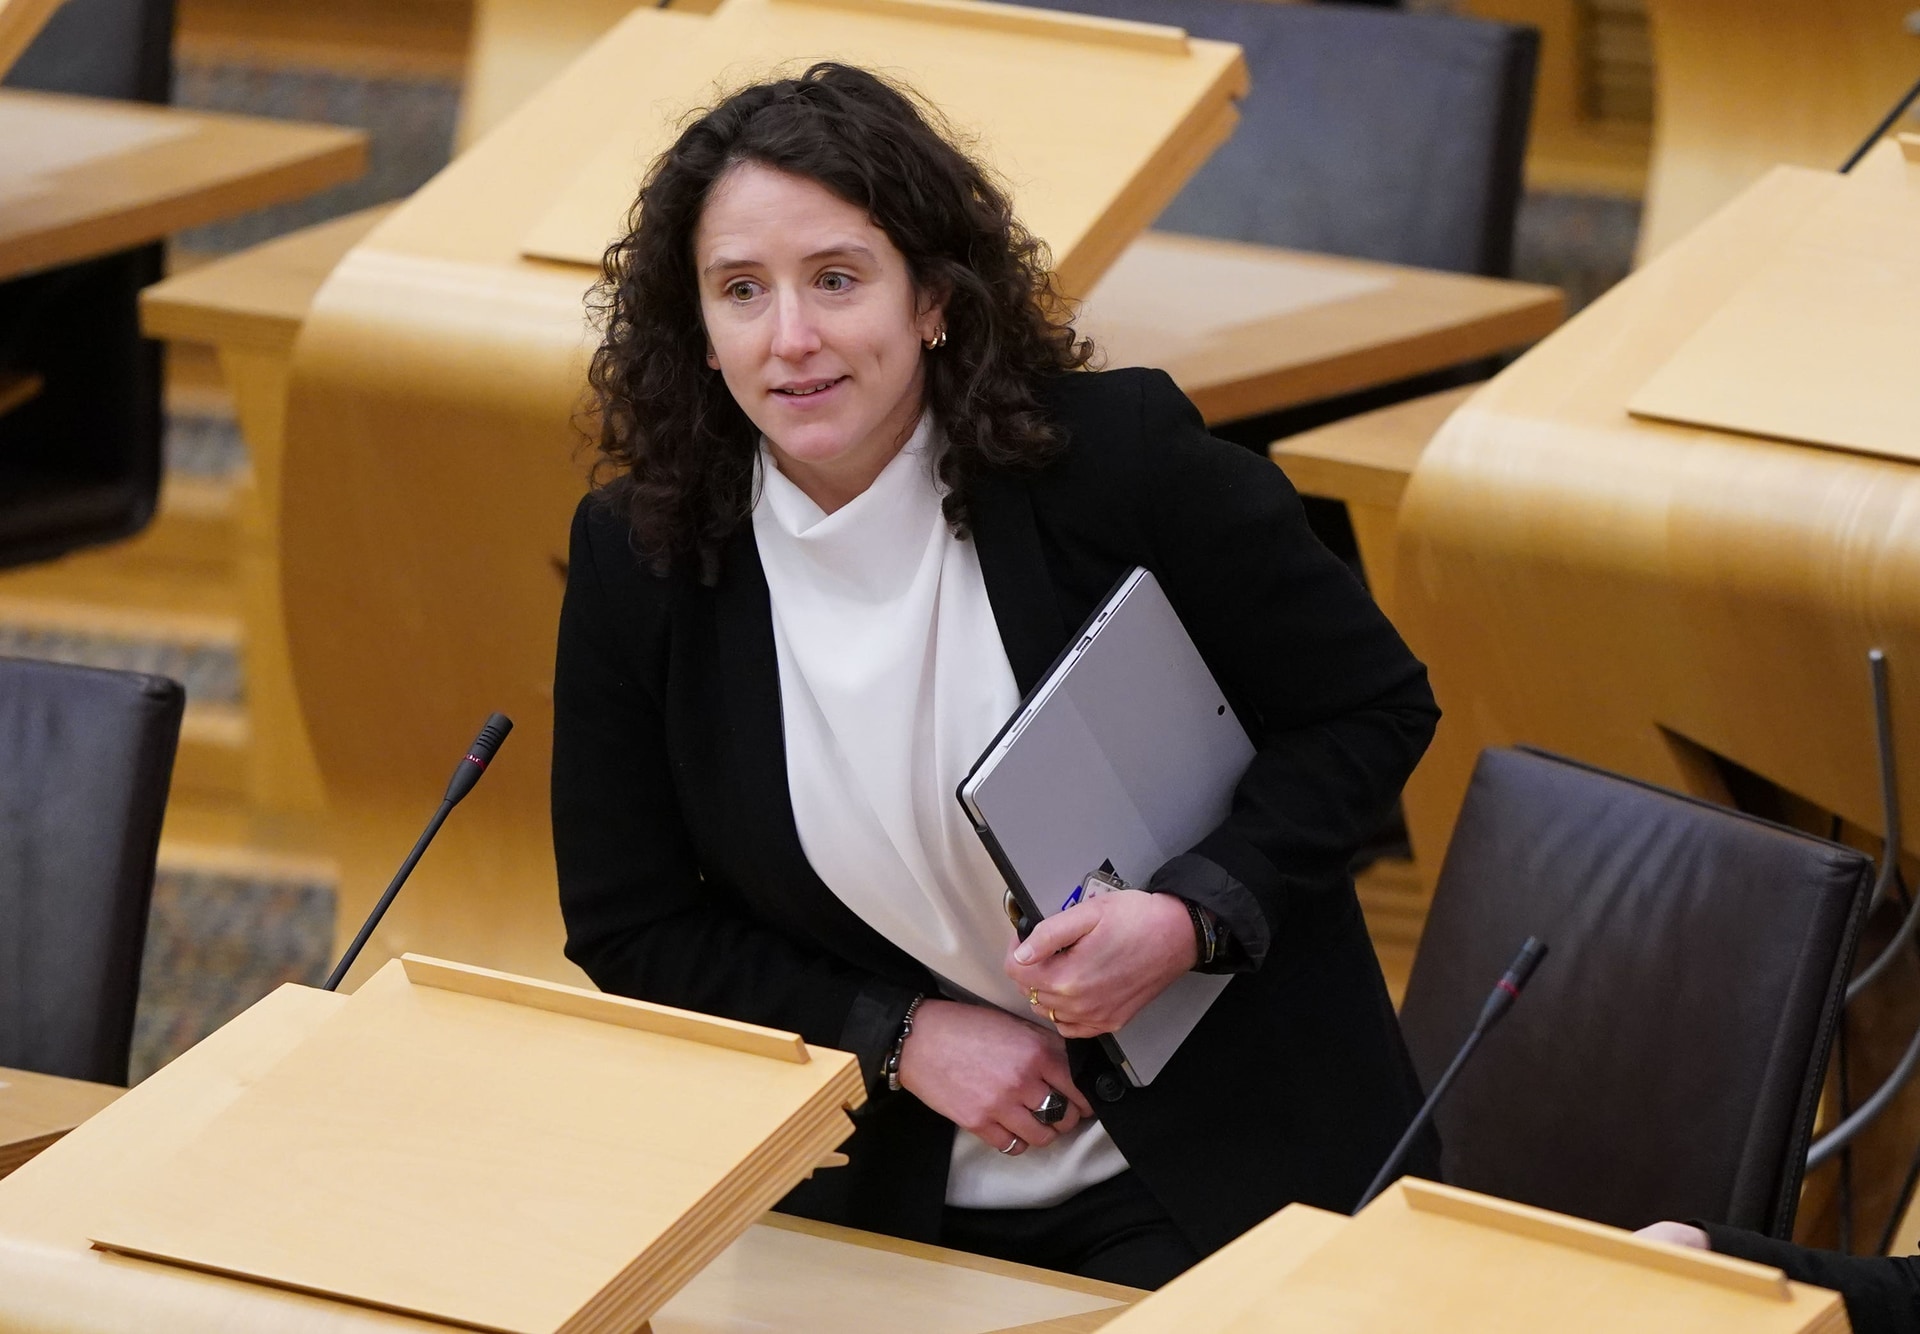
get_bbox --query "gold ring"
[1027,987,1040,1007]
[1049,1007,1059,1023]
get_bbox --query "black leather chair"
[0,0,175,569]
[0,657,184,1084]
[1023,0,1539,276]
[1397,747,1872,1237]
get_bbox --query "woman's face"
[694,162,945,510]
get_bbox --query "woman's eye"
[726,280,757,302]
[820,272,851,293]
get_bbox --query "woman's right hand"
[895,999,1094,1155]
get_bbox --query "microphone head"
[443,712,514,806]
[1508,936,1548,990]
[472,712,514,763]
[1476,936,1549,1030]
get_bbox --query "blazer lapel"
[712,527,796,854]
[969,469,1069,695]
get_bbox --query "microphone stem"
[322,800,454,992]
[1355,1023,1486,1212]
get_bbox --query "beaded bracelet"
[884,994,926,1092]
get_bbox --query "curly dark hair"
[587,61,1093,572]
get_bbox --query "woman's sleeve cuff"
[1147,852,1270,970]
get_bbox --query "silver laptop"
[957,567,1255,1086]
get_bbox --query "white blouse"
[751,417,1129,1210]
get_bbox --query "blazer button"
[1093,1072,1126,1103]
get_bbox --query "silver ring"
[999,1136,1022,1155]
[1033,1090,1069,1126]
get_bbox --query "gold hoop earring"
[924,328,947,350]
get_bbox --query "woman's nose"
[769,292,822,361]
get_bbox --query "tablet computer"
[957,567,1254,1085]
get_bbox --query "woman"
[553,62,1438,1288]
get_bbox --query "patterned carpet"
[1514,191,1641,314]
[67,54,1640,1080]
[162,407,252,480]
[131,868,335,1083]
[173,58,460,256]
[0,623,241,707]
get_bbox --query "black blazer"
[552,367,1440,1257]
[1704,1224,1920,1334]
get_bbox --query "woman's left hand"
[1634,1222,1710,1250]
[1003,890,1198,1038]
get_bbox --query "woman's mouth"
[774,377,846,398]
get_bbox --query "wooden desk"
[1393,156,1918,915]
[1097,1181,1843,1334]
[0,983,1133,1333]
[0,1065,120,1180]
[144,207,393,356]
[1273,383,1474,510]
[0,87,366,281]
[1082,234,1559,425]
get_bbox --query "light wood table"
[0,1065,120,1180]
[0,87,365,282]
[0,982,1133,1333]
[1081,234,1559,425]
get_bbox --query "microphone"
[444,712,514,806]
[1353,936,1548,1212]
[322,713,514,992]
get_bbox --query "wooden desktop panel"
[0,1067,120,1180]
[0,90,365,282]
[0,981,1134,1333]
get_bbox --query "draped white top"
[751,417,1129,1209]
